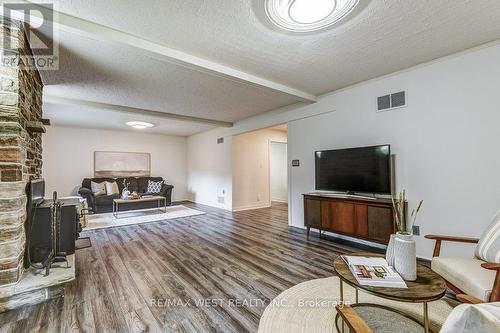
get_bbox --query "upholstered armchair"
[424,211,500,304]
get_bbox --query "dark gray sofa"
[78,176,173,213]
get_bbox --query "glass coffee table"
[333,253,447,333]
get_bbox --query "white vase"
[394,232,417,281]
[122,189,130,199]
[385,234,396,267]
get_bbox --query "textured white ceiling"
[43,102,216,136]
[41,0,500,135]
[52,0,500,94]
[43,31,298,123]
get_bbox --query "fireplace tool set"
[41,191,70,276]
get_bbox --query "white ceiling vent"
[377,91,407,112]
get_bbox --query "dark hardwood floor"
[0,202,357,333]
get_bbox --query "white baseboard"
[232,202,271,212]
[173,198,195,203]
[185,199,232,211]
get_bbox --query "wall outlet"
[412,225,420,236]
[217,188,225,204]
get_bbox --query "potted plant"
[386,190,423,281]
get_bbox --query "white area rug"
[85,205,205,230]
[258,276,457,333]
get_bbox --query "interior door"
[270,142,288,203]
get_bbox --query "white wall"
[270,142,288,203]
[42,126,188,201]
[232,129,287,211]
[186,128,233,210]
[288,42,500,259]
[186,41,500,259]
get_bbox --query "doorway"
[231,124,288,212]
[269,141,287,204]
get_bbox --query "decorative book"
[341,255,407,288]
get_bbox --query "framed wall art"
[94,151,151,177]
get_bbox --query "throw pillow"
[90,181,106,196]
[147,180,163,194]
[475,209,500,263]
[105,181,119,195]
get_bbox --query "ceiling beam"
[44,95,234,127]
[23,1,318,103]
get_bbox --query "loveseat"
[78,177,173,213]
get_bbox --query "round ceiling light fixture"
[265,0,360,33]
[125,121,155,129]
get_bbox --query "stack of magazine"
[341,255,407,288]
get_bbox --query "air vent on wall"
[377,91,407,112]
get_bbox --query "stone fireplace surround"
[0,19,74,311]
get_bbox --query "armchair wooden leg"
[432,239,441,257]
[490,270,500,302]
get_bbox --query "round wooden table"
[333,253,447,333]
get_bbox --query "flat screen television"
[315,145,391,194]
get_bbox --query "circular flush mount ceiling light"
[125,121,155,129]
[265,0,360,33]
